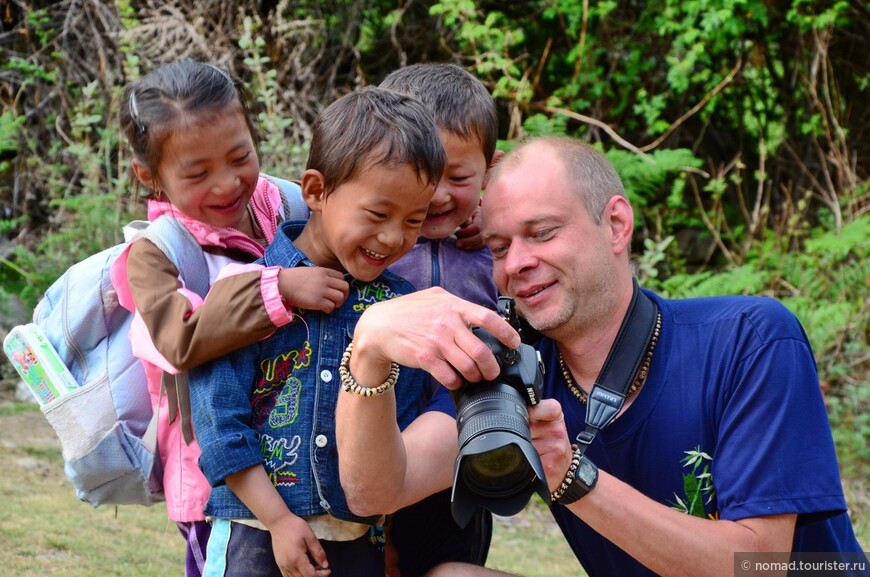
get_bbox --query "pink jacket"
[111,176,295,522]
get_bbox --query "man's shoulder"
[653,291,804,340]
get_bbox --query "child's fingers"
[305,536,330,571]
[315,286,348,313]
[328,277,350,300]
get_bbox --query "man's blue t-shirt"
[537,291,863,576]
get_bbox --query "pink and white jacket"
[110,176,298,522]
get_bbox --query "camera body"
[450,298,550,528]
[468,322,542,406]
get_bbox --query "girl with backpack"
[110,59,349,577]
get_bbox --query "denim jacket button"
[315,434,328,448]
[320,370,333,382]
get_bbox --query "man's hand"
[351,287,521,389]
[528,400,575,494]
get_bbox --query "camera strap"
[575,277,659,455]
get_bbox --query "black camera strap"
[575,277,659,455]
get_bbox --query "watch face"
[557,454,599,505]
[577,458,597,486]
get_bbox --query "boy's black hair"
[380,63,498,165]
[307,86,446,195]
[120,59,259,196]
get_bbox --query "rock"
[16,379,39,405]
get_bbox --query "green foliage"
[0,110,21,173]
[778,217,869,381]
[635,236,674,284]
[237,16,307,178]
[0,0,866,502]
[670,448,716,518]
[656,264,768,298]
[826,382,870,480]
[606,148,703,212]
[0,70,135,309]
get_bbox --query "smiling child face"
[295,161,435,282]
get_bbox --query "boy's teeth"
[363,248,387,260]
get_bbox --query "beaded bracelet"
[550,444,582,503]
[338,342,400,397]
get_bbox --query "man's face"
[481,143,619,340]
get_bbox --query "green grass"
[487,496,583,577]
[0,396,865,576]
[0,403,185,576]
[0,475,185,576]
[0,398,578,576]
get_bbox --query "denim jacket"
[190,221,451,523]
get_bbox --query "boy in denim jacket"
[189,86,448,577]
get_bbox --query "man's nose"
[503,241,537,276]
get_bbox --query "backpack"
[25,216,210,508]
[7,176,305,508]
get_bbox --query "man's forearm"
[335,335,458,515]
[337,391,458,516]
[564,471,796,577]
[336,387,407,515]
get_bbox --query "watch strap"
[557,453,598,505]
[551,445,599,506]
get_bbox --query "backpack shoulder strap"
[140,217,210,299]
[261,173,307,221]
[135,216,210,446]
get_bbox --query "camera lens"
[451,381,548,527]
[450,326,549,528]
[461,444,533,495]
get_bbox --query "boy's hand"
[279,267,350,313]
[454,204,484,251]
[270,514,331,577]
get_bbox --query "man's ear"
[605,195,634,256]
[481,149,506,191]
[131,159,156,191]
[301,169,327,212]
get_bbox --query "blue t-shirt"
[538,290,863,576]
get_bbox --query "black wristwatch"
[555,452,599,506]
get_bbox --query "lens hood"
[451,431,549,528]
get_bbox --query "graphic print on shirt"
[669,446,718,520]
[352,280,402,312]
[260,431,303,487]
[252,341,313,489]
[269,376,303,428]
[252,340,313,427]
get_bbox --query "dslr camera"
[450,297,549,528]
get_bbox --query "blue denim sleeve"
[189,347,265,486]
